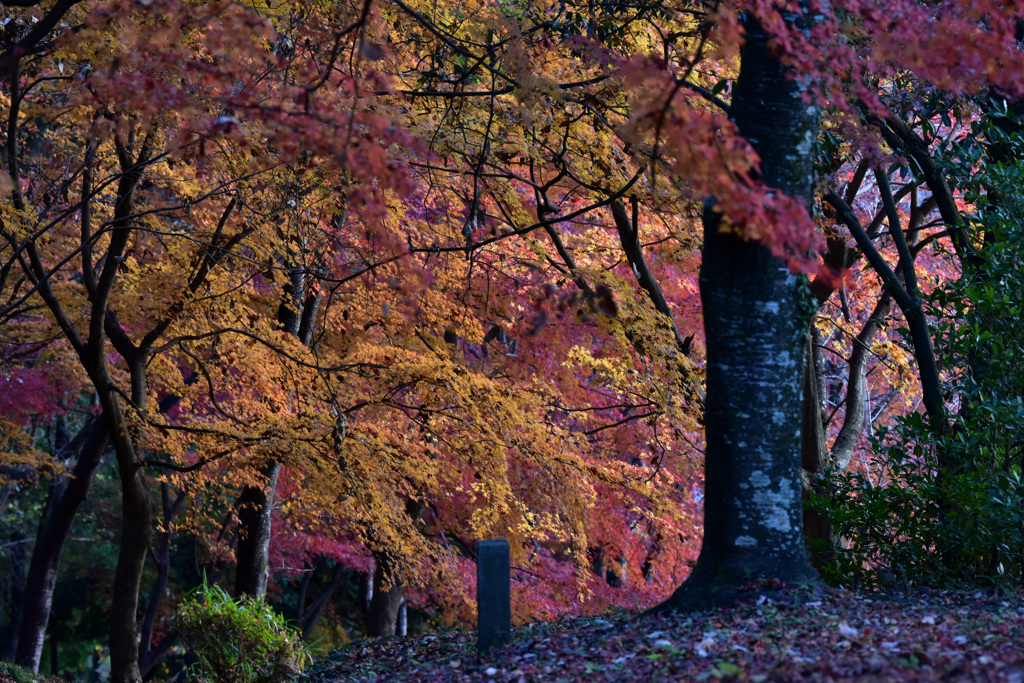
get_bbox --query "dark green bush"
[815,419,1024,590]
[176,580,308,683]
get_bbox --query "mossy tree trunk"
[663,10,820,609]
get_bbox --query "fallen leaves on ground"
[305,587,1024,682]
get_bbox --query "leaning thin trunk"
[298,563,346,641]
[15,419,107,672]
[610,198,704,409]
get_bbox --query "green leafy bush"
[814,419,1024,589]
[176,580,308,683]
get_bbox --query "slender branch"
[0,0,83,78]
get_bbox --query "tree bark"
[828,292,892,472]
[14,418,107,672]
[801,291,892,564]
[298,562,345,641]
[105,391,152,683]
[663,11,820,609]
[364,553,403,637]
[233,461,283,599]
[138,484,185,678]
[801,337,834,563]
[0,527,27,661]
[234,261,322,599]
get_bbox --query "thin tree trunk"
[15,419,107,671]
[801,291,892,565]
[138,485,185,678]
[299,563,345,641]
[801,337,834,564]
[106,408,152,683]
[364,553,403,637]
[663,10,820,609]
[233,461,283,599]
[829,292,892,472]
[103,332,154,683]
[233,261,318,599]
[49,630,58,676]
[0,528,27,661]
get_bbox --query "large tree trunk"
[663,11,820,609]
[14,419,107,672]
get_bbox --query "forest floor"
[306,586,1024,682]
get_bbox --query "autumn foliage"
[2,0,1023,680]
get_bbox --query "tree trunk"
[15,419,107,672]
[98,359,153,683]
[0,527,27,661]
[138,484,185,678]
[108,457,152,683]
[801,338,834,565]
[663,11,820,609]
[234,261,320,599]
[364,554,403,637]
[233,461,282,599]
[298,562,345,641]
[829,292,892,472]
[802,291,892,565]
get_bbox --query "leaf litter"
[305,587,1024,682]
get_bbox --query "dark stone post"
[476,540,510,652]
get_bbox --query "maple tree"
[1,0,424,678]
[1,0,701,678]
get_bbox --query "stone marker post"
[477,540,510,653]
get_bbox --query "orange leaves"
[2,0,701,628]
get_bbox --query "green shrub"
[0,661,59,683]
[813,418,1024,590]
[176,579,308,683]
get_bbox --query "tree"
[664,7,820,607]
[4,2,706,676]
[6,0,1024,676]
[646,0,1024,604]
[1,0,419,678]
